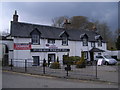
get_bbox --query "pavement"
[2,64,119,84]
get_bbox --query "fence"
[2,59,98,80]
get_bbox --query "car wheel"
[105,61,109,65]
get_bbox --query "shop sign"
[49,45,58,49]
[31,48,70,52]
[14,43,31,50]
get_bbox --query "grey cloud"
[2,2,118,31]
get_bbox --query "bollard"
[25,59,27,72]
[43,66,45,74]
[43,59,46,74]
[11,59,13,70]
[66,69,69,76]
[65,64,71,76]
[96,60,98,79]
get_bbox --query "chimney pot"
[13,10,18,22]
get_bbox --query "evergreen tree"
[116,35,120,50]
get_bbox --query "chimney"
[13,10,18,22]
[63,19,71,29]
[92,25,97,31]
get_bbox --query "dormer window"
[80,33,88,46]
[62,36,68,45]
[59,31,69,46]
[32,34,40,44]
[30,28,41,45]
[95,35,103,47]
[83,38,88,46]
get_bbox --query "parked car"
[95,55,117,65]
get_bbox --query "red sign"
[14,43,31,50]
[49,45,58,49]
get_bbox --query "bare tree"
[94,21,116,50]
[52,16,69,28]
[51,16,115,50]
[1,29,10,36]
[52,16,95,30]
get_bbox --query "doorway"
[48,54,55,66]
[90,52,94,61]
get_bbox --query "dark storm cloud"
[2,2,118,31]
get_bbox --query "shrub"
[69,56,80,64]
[50,62,61,69]
[76,61,86,68]
[76,52,86,68]
[117,59,120,61]
[63,55,80,65]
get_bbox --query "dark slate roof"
[89,47,105,52]
[10,21,105,42]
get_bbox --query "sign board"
[49,45,58,49]
[31,48,70,52]
[46,44,58,49]
[97,59,103,66]
[14,43,31,50]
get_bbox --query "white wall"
[12,37,107,67]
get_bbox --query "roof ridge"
[11,21,65,30]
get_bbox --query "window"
[48,39,55,44]
[62,36,68,46]
[98,53,101,55]
[84,51,88,59]
[83,38,88,46]
[32,34,40,44]
[91,42,95,47]
[32,56,40,66]
[98,39,102,47]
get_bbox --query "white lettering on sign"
[49,45,58,49]
[14,43,31,50]
[97,59,103,66]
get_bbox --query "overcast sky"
[0,2,118,33]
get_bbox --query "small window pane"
[48,39,55,44]
[32,34,40,44]
[62,37,68,45]
[91,42,95,47]
[83,38,88,46]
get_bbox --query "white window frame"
[62,36,68,46]
[98,39,102,47]
[48,39,55,44]
[32,34,40,45]
[82,38,88,46]
[91,42,95,47]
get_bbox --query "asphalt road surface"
[2,71,118,88]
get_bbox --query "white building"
[4,11,107,66]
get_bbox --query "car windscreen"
[104,55,112,59]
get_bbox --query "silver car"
[95,55,117,65]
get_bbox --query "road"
[2,71,118,88]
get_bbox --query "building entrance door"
[32,56,40,66]
[90,52,94,61]
[48,54,55,66]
